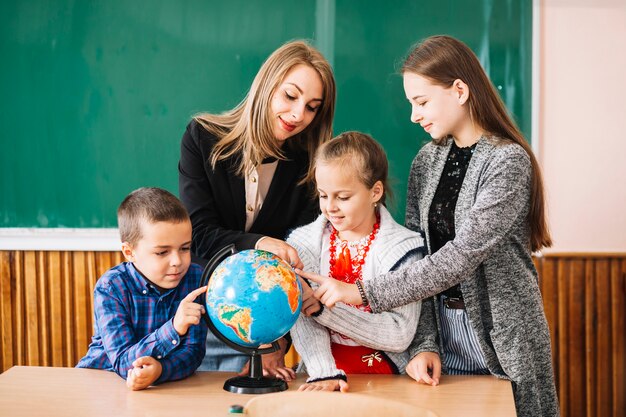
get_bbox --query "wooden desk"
[0,366,516,416]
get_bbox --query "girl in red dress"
[288,131,427,392]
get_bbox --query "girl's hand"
[294,269,362,308]
[298,379,349,392]
[406,352,441,386]
[256,238,303,269]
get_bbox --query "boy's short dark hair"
[118,187,189,245]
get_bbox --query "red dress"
[327,214,397,375]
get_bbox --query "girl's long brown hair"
[196,40,336,183]
[402,35,551,251]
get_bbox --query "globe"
[201,247,303,393]
[204,249,303,348]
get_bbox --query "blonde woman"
[178,40,336,377]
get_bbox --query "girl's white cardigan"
[287,206,425,380]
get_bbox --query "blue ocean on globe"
[205,249,303,348]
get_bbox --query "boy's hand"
[173,286,208,336]
[295,269,362,308]
[298,277,322,316]
[406,351,441,386]
[298,379,349,392]
[126,356,162,391]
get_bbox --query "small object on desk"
[228,404,244,414]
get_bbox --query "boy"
[76,187,208,390]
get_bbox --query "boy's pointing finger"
[183,285,208,302]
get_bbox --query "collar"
[126,262,175,296]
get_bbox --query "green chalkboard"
[0,0,531,228]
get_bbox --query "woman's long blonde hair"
[196,40,336,182]
[402,35,551,251]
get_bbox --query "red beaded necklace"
[328,212,380,284]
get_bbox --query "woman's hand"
[298,379,349,392]
[239,337,296,381]
[405,352,441,386]
[256,237,303,270]
[294,269,362,308]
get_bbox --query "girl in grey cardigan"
[297,36,559,416]
[288,132,425,392]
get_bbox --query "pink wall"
[539,0,626,252]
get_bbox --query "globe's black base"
[223,375,288,394]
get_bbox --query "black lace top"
[428,141,477,298]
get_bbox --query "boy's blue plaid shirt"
[76,262,208,383]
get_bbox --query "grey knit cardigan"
[287,206,424,380]
[363,137,560,417]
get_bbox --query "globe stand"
[201,245,290,394]
[222,344,288,394]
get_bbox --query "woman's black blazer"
[178,119,319,266]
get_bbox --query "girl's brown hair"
[196,40,336,183]
[314,131,392,206]
[402,35,551,251]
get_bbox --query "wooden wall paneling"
[84,251,97,358]
[0,251,14,371]
[62,251,75,366]
[556,258,570,415]
[14,251,25,367]
[48,251,64,367]
[584,258,596,417]
[540,254,626,417]
[72,252,89,366]
[35,251,49,366]
[611,259,625,417]
[569,258,586,417]
[537,257,559,381]
[23,251,40,365]
[95,252,113,280]
[594,259,611,417]
[284,346,298,368]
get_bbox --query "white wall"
[539,0,626,252]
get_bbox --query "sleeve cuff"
[362,278,380,313]
[153,318,182,357]
[306,372,347,383]
[409,346,440,361]
[254,236,269,250]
